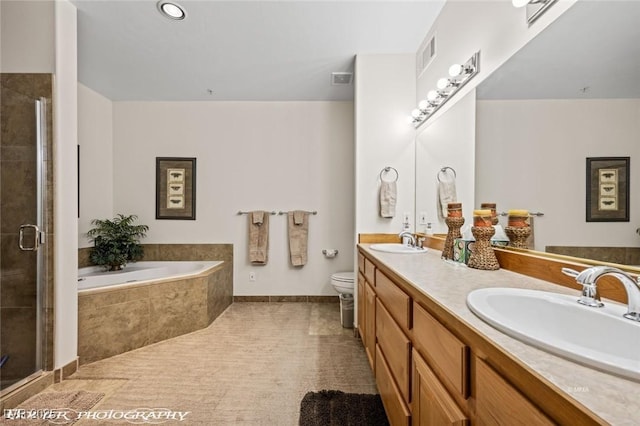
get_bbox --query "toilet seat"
[331,272,354,283]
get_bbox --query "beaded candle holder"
[505,226,532,249]
[468,226,500,270]
[443,216,465,260]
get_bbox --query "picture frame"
[156,157,196,220]
[586,157,629,222]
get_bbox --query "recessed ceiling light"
[157,1,186,20]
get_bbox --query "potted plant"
[87,214,149,271]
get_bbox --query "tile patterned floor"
[59,302,377,425]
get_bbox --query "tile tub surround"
[359,244,640,425]
[78,261,230,364]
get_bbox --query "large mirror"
[418,1,640,269]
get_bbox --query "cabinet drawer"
[376,344,410,426]
[376,299,411,402]
[358,253,365,274]
[413,302,469,399]
[376,270,411,331]
[364,258,376,284]
[413,349,468,426]
[476,358,554,426]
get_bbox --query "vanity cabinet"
[357,245,605,426]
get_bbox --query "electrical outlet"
[403,212,411,224]
[249,272,256,282]
[419,211,427,225]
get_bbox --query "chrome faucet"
[562,266,640,321]
[398,230,415,247]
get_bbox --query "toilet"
[331,271,355,294]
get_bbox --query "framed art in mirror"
[156,157,196,220]
[586,157,629,222]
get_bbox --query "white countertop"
[359,244,639,426]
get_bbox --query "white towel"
[380,181,397,218]
[438,180,457,218]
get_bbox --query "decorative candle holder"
[505,226,532,249]
[481,203,498,225]
[468,226,500,270]
[443,216,465,260]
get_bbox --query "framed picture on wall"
[586,157,629,222]
[156,157,196,220]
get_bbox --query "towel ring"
[380,166,399,183]
[437,166,456,183]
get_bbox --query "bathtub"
[78,261,223,291]
[77,259,231,364]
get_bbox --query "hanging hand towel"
[288,210,309,267]
[438,180,457,219]
[249,211,269,264]
[379,181,397,218]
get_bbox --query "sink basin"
[370,243,428,254]
[467,287,640,381]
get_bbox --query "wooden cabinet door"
[475,357,554,426]
[357,272,365,344]
[365,281,376,371]
[412,349,468,426]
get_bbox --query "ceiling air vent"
[418,34,436,74]
[331,72,353,86]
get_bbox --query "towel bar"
[237,211,277,215]
[278,211,317,215]
[498,212,545,217]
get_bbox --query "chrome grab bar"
[19,224,41,251]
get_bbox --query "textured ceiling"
[74,1,445,101]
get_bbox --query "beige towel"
[438,180,457,218]
[526,215,535,249]
[288,210,309,267]
[249,211,269,264]
[380,181,397,218]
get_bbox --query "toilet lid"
[331,271,354,282]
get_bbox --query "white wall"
[477,98,640,251]
[0,0,54,72]
[411,0,577,227]
[111,101,354,296]
[54,0,78,369]
[78,83,114,247]
[355,54,416,235]
[415,90,476,234]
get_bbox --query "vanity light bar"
[409,51,480,128]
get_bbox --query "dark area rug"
[299,390,390,426]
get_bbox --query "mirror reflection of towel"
[438,181,457,218]
[288,211,308,267]
[249,211,269,264]
[380,181,397,218]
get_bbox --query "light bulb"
[448,64,463,77]
[411,109,421,119]
[512,0,530,8]
[418,100,429,111]
[427,90,440,102]
[437,78,451,90]
[158,1,186,19]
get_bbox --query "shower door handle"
[19,224,41,251]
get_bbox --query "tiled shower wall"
[0,74,55,387]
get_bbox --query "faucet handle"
[561,268,580,278]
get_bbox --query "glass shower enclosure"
[0,74,52,395]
